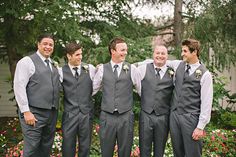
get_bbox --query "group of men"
[13,33,213,157]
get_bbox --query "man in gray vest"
[169,39,213,157]
[59,42,96,157]
[14,33,60,157]
[138,45,174,157]
[93,37,141,157]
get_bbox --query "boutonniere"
[52,60,59,68]
[82,64,89,73]
[195,69,202,78]
[168,69,174,77]
[123,64,129,73]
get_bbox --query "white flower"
[167,68,174,78]
[82,64,89,73]
[123,64,129,73]
[52,61,59,68]
[195,69,202,78]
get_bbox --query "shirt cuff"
[197,122,206,130]
[19,105,30,113]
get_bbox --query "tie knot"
[73,67,78,71]
[155,68,161,73]
[155,68,161,78]
[114,64,119,69]
[186,64,191,72]
[73,67,79,80]
[186,64,190,69]
[45,59,50,65]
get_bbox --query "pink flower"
[95,124,100,134]
[13,151,19,156]
[211,135,215,141]
[221,134,227,140]
[221,143,225,147]
[114,144,118,152]
[130,152,134,157]
[131,146,140,157]
[133,151,139,156]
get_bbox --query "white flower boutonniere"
[123,64,129,73]
[52,60,59,68]
[168,69,175,78]
[195,69,202,78]
[82,64,89,73]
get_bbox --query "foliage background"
[0,0,235,156]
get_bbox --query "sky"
[131,3,174,21]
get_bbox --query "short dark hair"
[182,39,200,57]
[65,42,82,55]
[108,37,126,55]
[37,33,54,43]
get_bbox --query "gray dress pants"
[19,106,58,157]
[99,110,134,157]
[169,111,202,157]
[139,110,169,157]
[62,110,93,157]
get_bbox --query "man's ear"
[111,49,116,55]
[192,50,197,56]
[66,53,71,60]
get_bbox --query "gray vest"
[171,61,207,114]
[62,63,93,114]
[101,62,133,114]
[26,53,60,109]
[141,63,174,115]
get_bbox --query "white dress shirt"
[167,60,213,130]
[93,60,141,96]
[138,59,213,130]
[138,61,169,81]
[58,63,96,82]
[13,51,53,113]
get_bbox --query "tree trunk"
[6,43,21,81]
[173,0,183,47]
[4,15,22,81]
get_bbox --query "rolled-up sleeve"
[92,64,103,96]
[13,57,35,113]
[131,64,141,96]
[197,71,213,129]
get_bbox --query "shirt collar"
[110,60,123,69]
[187,61,200,69]
[36,50,52,63]
[153,63,167,73]
[68,63,81,72]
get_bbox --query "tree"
[173,0,183,46]
[183,0,236,69]
[146,0,236,69]
[0,0,156,79]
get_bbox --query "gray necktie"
[185,64,191,77]
[155,68,161,80]
[45,59,52,72]
[113,64,119,79]
[73,67,79,80]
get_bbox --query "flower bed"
[203,129,236,157]
[2,118,236,157]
